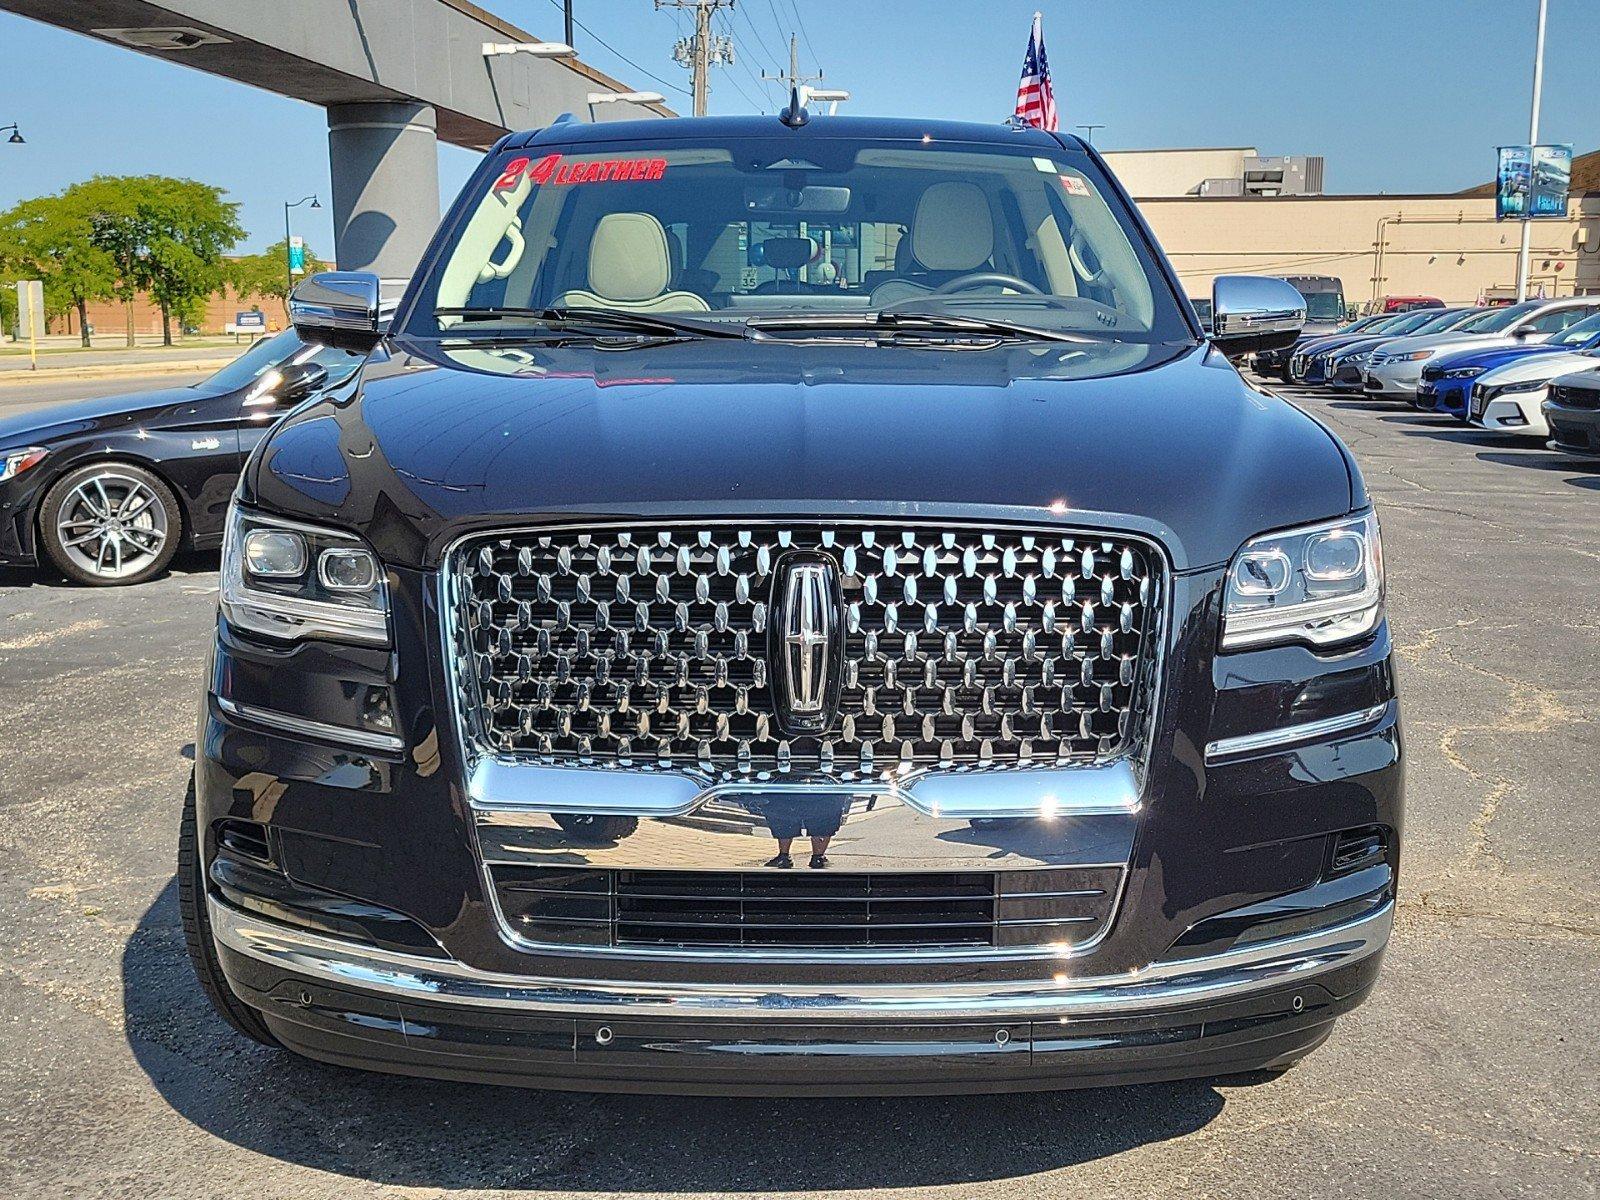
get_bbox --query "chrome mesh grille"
[445,523,1163,777]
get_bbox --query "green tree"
[229,239,326,322]
[0,187,120,347]
[80,175,245,346]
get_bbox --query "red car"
[1378,295,1444,313]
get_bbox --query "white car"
[1469,339,1600,437]
[1360,297,1600,400]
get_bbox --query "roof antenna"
[779,85,809,129]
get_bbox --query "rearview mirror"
[744,183,851,214]
[1210,275,1306,359]
[289,272,383,351]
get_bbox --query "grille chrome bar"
[443,520,1165,785]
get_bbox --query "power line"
[736,0,785,65]
[656,0,736,116]
[538,0,692,98]
[714,9,769,110]
[786,0,820,72]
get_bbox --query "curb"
[0,357,235,387]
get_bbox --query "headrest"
[762,236,816,271]
[587,212,671,302]
[911,181,993,272]
[893,231,914,271]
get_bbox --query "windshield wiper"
[744,311,1100,345]
[433,306,744,340]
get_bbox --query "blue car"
[1418,311,1600,418]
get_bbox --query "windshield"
[407,136,1192,343]
[202,328,368,392]
[203,330,303,390]
[1301,292,1344,320]
[1411,309,1476,335]
[1458,304,1535,333]
[1386,310,1446,335]
[1554,311,1600,346]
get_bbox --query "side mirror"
[1210,275,1306,359]
[276,360,330,403]
[243,360,330,409]
[289,271,383,351]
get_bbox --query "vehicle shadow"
[1475,450,1600,488]
[123,879,1230,1190]
[0,548,218,592]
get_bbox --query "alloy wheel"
[52,471,171,581]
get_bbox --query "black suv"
[183,113,1401,1095]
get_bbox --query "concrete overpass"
[2,0,676,285]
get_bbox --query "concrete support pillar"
[326,101,442,294]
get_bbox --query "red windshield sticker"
[493,156,530,190]
[523,153,667,186]
[1059,174,1090,197]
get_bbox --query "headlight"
[1488,378,1546,396]
[1442,366,1483,379]
[220,504,389,645]
[1222,511,1384,650]
[0,446,47,483]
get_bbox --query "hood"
[244,337,1356,572]
[1372,331,1506,358]
[1297,332,1365,355]
[1431,341,1565,374]
[0,383,213,450]
[1480,349,1600,385]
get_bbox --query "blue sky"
[0,0,1592,253]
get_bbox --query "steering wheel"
[931,272,1044,296]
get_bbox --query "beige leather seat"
[559,212,710,313]
[870,181,995,305]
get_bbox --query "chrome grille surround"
[442,520,1166,783]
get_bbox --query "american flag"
[1014,12,1057,131]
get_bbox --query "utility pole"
[563,0,574,48]
[657,0,734,116]
[1075,124,1104,146]
[762,33,823,99]
[1516,0,1548,303]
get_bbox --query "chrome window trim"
[208,894,1392,1021]
[215,696,405,753]
[1204,703,1390,762]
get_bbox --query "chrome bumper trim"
[215,696,405,754]
[466,756,1142,820]
[1204,703,1389,762]
[208,896,1392,1022]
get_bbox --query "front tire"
[178,771,280,1047]
[38,462,182,586]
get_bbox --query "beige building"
[1134,192,1600,309]
[1101,147,1259,197]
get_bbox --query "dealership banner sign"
[1497,144,1572,220]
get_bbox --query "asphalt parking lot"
[0,375,1596,1199]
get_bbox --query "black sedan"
[0,329,368,585]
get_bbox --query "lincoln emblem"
[772,556,843,734]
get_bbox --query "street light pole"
[283,195,320,307]
[1075,124,1104,146]
[1516,0,1548,303]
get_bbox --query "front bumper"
[1544,398,1600,454]
[1362,364,1420,398]
[196,556,1403,1092]
[1471,386,1549,435]
[1421,377,1476,418]
[211,895,1391,1094]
